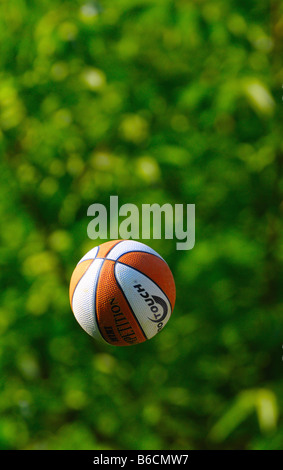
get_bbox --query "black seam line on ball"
[114,260,173,313]
[93,258,109,343]
[94,241,136,344]
[113,263,148,341]
[102,239,125,259]
[117,250,166,264]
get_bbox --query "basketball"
[69,240,176,346]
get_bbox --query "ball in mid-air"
[69,240,176,346]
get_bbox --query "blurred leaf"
[209,389,279,442]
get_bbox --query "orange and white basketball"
[69,240,176,346]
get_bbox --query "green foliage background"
[0,0,282,450]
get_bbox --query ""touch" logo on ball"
[133,283,169,332]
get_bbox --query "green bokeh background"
[0,0,282,450]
